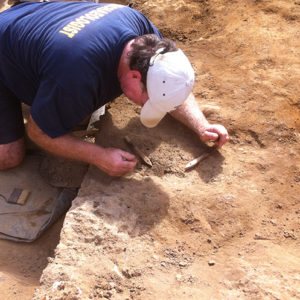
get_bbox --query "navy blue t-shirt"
[0,1,161,137]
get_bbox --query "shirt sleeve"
[120,8,163,39]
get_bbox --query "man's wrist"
[196,122,210,139]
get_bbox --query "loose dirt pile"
[1,0,300,299]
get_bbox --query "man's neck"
[117,39,134,80]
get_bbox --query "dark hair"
[128,34,177,86]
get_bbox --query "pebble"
[179,261,187,267]
[283,231,297,240]
[109,282,115,289]
[254,233,271,240]
[208,260,215,266]
[176,274,182,281]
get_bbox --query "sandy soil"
[0,217,64,300]
[1,0,300,299]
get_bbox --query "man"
[0,1,229,176]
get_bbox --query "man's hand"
[97,148,137,177]
[170,93,229,148]
[200,124,229,148]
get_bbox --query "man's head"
[128,34,178,87]
[120,34,195,127]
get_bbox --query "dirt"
[0,217,64,300]
[0,0,299,299]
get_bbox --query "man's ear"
[128,70,142,80]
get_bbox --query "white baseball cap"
[140,48,195,128]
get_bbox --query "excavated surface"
[0,0,299,299]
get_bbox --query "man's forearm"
[170,93,229,147]
[26,115,137,176]
[26,115,103,165]
[170,93,209,136]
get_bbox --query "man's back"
[0,1,161,137]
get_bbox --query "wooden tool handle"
[124,136,152,167]
[7,188,31,205]
[184,152,210,171]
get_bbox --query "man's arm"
[170,93,229,147]
[26,115,137,176]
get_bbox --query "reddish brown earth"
[0,0,299,299]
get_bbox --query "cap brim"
[140,99,167,128]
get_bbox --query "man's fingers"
[214,135,228,147]
[122,159,137,169]
[120,151,137,171]
[203,125,229,148]
[100,148,137,176]
[121,151,137,162]
[220,134,229,147]
[108,160,136,176]
[213,131,229,148]
[203,131,219,141]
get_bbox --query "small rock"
[179,261,187,267]
[208,260,215,266]
[122,268,141,278]
[47,257,54,263]
[109,282,115,289]
[176,274,182,281]
[161,262,166,267]
[283,231,297,240]
[104,291,112,298]
[254,233,269,240]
